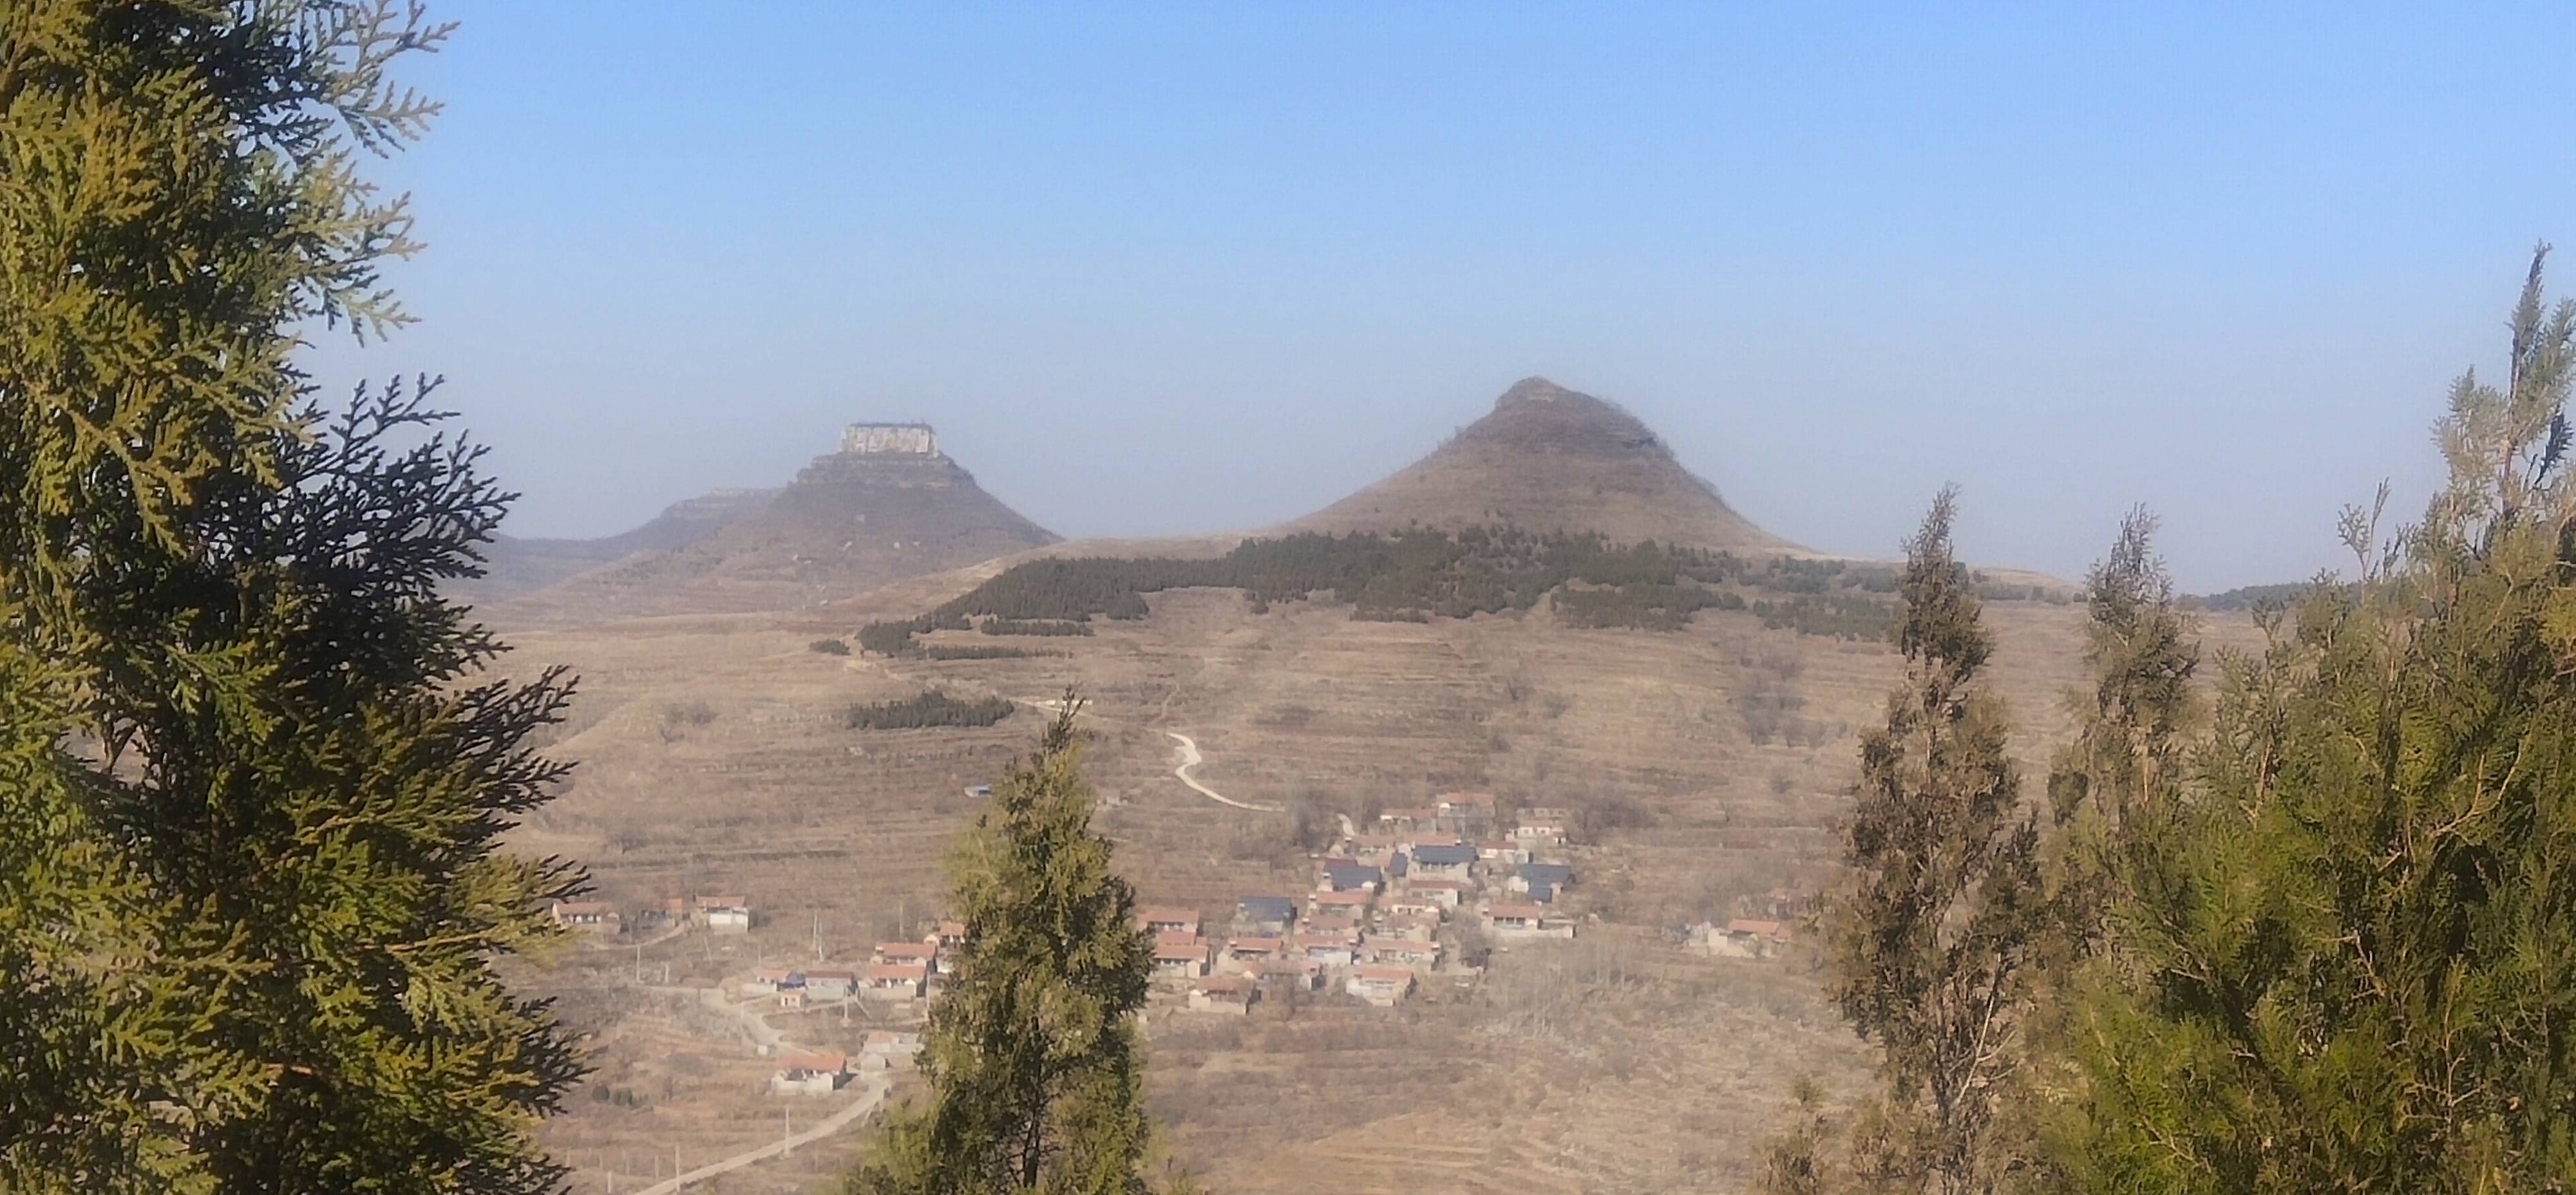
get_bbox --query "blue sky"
[310,3,2576,590]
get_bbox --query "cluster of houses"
[768,1031,925,1095]
[548,893,753,936]
[744,921,969,1006]
[1145,792,1582,1015]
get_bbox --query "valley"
[482,380,2261,1193]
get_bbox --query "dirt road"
[627,1075,891,1195]
[1165,731,1281,812]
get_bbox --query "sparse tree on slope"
[2056,244,2576,1192]
[1776,489,2046,1195]
[2045,509,2199,840]
[849,698,1157,1195]
[0,5,582,1191]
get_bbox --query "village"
[547,790,1806,1115]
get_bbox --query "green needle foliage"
[2054,245,2576,1192]
[1,5,582,1192]
[1778,489,2047,1195]
[849,697,1158,1195]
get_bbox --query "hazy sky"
[308,3,2576,592]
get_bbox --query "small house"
[863,961,929,999]
[1514,807,1573,845]
[549,900,620,934]
[873,941,938,967]
[1378,912,1441,942]
[1477,839,1531,865]
[746,966,795,995]
[1224,937,1285,969]
[805,968,857,1001]
[1403,879,1470,908]
[1375,807,1433,831]
[1307,889,1376,919]
[774,973,808,1008]
[1236,896,1299,932]
[925,921,968,952]
[1408,842,1477,881]
[1433,791,1497,834]
[771,1051,848,1095]
[1135,907,1202,937]
[1152,936,1211,979]
[1345,965,1417,1006]
[1318,861,1384,893]
[697,896,751,932]
[1291,932,1357,967]
[1711,918,1793,958]
[1511,862,1577,903]
[1188,974,1260,1015]
[1383,894,1444,922]
[1361,936,1441,970]
[860,1031,923,1071]
[1487,903,1576,939]
[1250,957,1325,992]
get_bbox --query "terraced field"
[491,570,2241,1192]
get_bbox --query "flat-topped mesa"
[840,422,940,456]
[803,421,967,487]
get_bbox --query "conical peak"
[1463,378,1662,458]
[1499,376,1577,406]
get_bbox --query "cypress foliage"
[2051,246,2576,1191]
[1777,489,2046,1195]
[0,5,582,1192]
[849,698,1157,1195]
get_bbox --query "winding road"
[1164,731,1282,813]
[628,1075,891,1195]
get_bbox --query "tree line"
[858,527,1956,652]
[1776,247,2576,1194]
[846,690,1020,731]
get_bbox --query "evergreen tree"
[2055,245,2576,1191]
[2045,509,2199,837]
[1,5,582,1191]
[850,697,1157,1195]
[1776,490,2046,1195]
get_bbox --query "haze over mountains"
[484,423,1059,625]
[478,378,1819,625]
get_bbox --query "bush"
[809,637,850,655]
[858,621,919,655]
[845,690,1017,730]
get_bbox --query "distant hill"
[491,424,1058,625]
[459,488,777,603]
[1285,377,1797,553]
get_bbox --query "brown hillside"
[497,433,1057,626]
[1287,377,1798,553]
[457,487,776,604]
